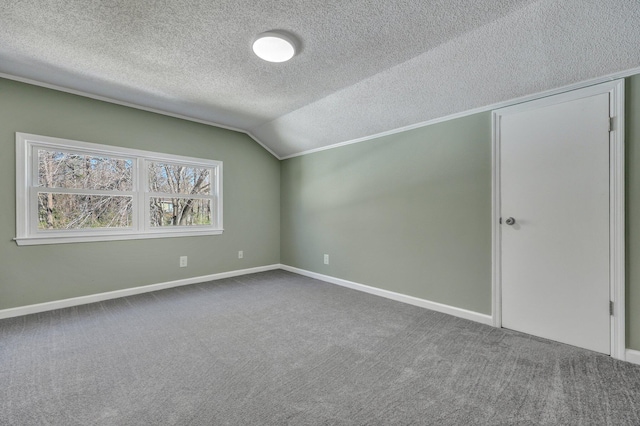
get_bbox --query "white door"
[498,89,611,354]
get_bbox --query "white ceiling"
[0,0,639,158]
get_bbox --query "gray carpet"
[1,270,639,425]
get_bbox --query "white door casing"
[491,80,625,359]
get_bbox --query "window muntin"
[16,133,223,245]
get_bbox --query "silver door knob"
[505,217,516,225]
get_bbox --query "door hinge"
[610,300,614,316]
[609,116,615,132]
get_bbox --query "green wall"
[0,78,280,309]
[626,74,640,350]
[281,113,492,315]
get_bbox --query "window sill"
[14,229,224,246]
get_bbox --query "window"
[15,133,223,245]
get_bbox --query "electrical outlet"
[238,250,244,259]
[179,256,188,267]
[324,254,329,265]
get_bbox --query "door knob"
[505,217,516,225]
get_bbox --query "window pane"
[149,197,212,227]
[148,162,211,195]
[38,149,133,191]
[37,193,132,230]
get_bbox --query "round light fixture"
[252,31,297,63]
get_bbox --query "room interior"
[1,0,640,423]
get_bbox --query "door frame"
[491,79,626,360]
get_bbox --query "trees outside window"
[37,149,134,230]
[147,162,212,227]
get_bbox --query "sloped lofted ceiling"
[0,0,639,158]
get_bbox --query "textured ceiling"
[0,0,639,158]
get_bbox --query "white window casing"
[15,133,223,245]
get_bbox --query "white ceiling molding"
[0,0,638,158]
[279,65,640,160]
[0,72,281,159]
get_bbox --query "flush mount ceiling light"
[252,31,298,63]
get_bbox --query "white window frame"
[15,133,223,246]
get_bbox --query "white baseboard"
[281,266,640,366]
[4,263,637,365]
[626,349,640,366]
[0,264,281,320]
[280,265,494,326]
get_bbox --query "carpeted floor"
[1,270,639,425]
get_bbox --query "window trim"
[15,133,223,246]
